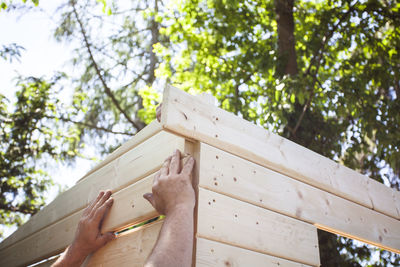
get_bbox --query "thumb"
[99,232,115,246]
[143,193,156,208]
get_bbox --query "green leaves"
[156,0,400,264]
[0,0,39,11]
[0,75,84,235]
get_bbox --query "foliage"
[52,0,168,146]
[1,0,167,237]
[0,0,38,10]
[0,74,83,236]
[0,43,25,62]
[1,0,400,265]
[154,0,400,265]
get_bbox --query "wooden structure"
[1,85,399,267]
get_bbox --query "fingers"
[98,232,115,246]
[156,103,162,122]
[143,193,156,208]
[181,157,195,177]
[169,149,181,174]
[93,197,114,225]
[89,190,112,219]
[160,156,172,177]
[85,190,105,215]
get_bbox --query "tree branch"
[305,3,357,77]
[0,202,37,215]
[71,1,142,131]
[45,115,134,136]
[292,2,358,137]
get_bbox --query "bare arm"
[52,190,115,267]
[143,149,195,267]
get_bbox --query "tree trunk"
[274,1,344,266]
[274,0,298,76]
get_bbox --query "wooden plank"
[0,130,184,251]
[0,209,79,267]
[197,188,320,266]
[198,143,400,253]
[196,238,312,267]
[85,220,163,267]
[101,174,157,232]
[78,120,162,183]
[161,85,400,220]
[0,172,160,267]
[30,257,58,267]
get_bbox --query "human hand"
[143,149,195,216]
[68,190,115,262]
[156,103,162,122]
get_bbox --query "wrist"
[166,202,195,217]
[62,244,88,266]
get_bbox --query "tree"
[1,0,399,265]
[1,0,166,237]
[0,73,85,236]
[154,0,400,265]
[53,0,169,139]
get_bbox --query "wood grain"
[85,220,163,267]
[196,237,312,267]
[198,143,400,253]
[197,188,320,266]
[0,130,183,252]
[0,173,161,267]
[161,85,400,221]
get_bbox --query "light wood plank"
[78,121,162,183]
[84,220,163,267]
[101,174,157,232]
[196,238,312,267]
[197,188,320,266]
[161,85,400,220]
[0,172,161,267]
[0,210,80,267]
[198,143,400,253]
[0,130,184,251]
[29,257,58,267]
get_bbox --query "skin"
[143,149,195,267]
[54,105,195,266]
[52,150,195,267]
[156,103,162,122]
[52,190,115,267]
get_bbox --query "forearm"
[51,244,86,267]
[145,205,194,267]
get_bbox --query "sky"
[0,0,95,238]
[0,2,395,264]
